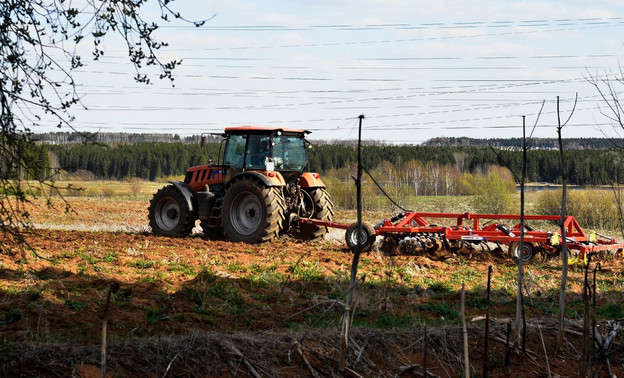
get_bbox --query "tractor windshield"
[272,135,307,171]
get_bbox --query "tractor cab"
[222,126,310,184]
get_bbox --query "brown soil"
[0,197,623,376]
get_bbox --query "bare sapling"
[556,94,578,350]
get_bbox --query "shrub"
[471,167,516,214]
[535,189,618,231]
[128,178,143,197]
[456,172,478,195]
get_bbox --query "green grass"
[596,302,624,319]
[131,258,156,269]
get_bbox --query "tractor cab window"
[223,134,246,168]
[272,135,306,171]
[246,134,271,169]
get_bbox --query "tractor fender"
[226,171,285,188]
[168,181,198,216]
[299,172,326,188]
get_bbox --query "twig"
[343,367,365,378]
[396,363,442,377]
[256,299,345,335]
[221,340,261,378]
[295,341,320,378]
[162,351,182,378]
[352,335,369,369]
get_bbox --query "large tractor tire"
[221,177,285,243]
[148,185,195,237]
[293,188,334,241]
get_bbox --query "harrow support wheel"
[148,185,195,237]
[222,177,285,243]
[293,188,334,241]
[345,223,376,253]
[509,242,535,263]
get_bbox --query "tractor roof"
[224,126,310,135]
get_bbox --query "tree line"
[42,141,621,186]
[425,136,624,150]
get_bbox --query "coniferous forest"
[38,139,622,186]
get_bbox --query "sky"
[31,0,624,144]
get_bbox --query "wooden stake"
[101,319,107,378]
[101,283,119,378]
[505,322,511,368]
[423,325,428,377]
[483,265,492,377]
[462,282,469,378]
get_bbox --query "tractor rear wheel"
[293,188,334,241]
[222,177,285,243]
[148,185,195,237]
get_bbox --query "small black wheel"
[148,185,195,237]
[345,223,376,252]
[509,242,534,263]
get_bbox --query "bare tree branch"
[0,0,209,254]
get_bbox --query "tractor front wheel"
[148,185,195,237]
[222,177,285,243]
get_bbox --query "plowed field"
[1,196,624,377]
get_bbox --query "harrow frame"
[299,211,624,260]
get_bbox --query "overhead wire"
[23,15,624,139]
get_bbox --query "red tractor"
[148,126,334,243]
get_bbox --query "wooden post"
[581,256,591,375]
[462,283,469,378]
[101,319,107,378]
[101,283,119,378]
[423,324,428,377]
[483,265,492,377]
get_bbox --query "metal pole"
[515,116,526,348]
[340,114,365,371]
[356,114,364,256]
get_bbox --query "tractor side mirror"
[200,135,206,148]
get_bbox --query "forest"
[31,140,620,186]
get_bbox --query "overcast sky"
[34,0,624,143]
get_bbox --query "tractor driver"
[247,137,270,168]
